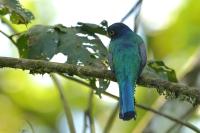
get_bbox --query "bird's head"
[107,23,132,40]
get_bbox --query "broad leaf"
[0,0,34,24]
[147,60,178,82]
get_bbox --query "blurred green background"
[0,0,200,133]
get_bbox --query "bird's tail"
[119,80,136,120]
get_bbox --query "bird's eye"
[109,30,115,36]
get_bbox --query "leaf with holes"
[147,60,178,82]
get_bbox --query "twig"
[83,111,88,133]
[137,104,200,133]
[0,17,23,45]
[133,0,143,33]
[0,30,10,39]
[0,57,200,106]
[0,30,16,45]
[103,102,119,133]
[51,74,76,133]
[166,107,197,133]
[59,73,90,87]
[87,90,95,133]
[61,74,96,132]
[26,120,35,133]
[81,83,95,133]
[121,0,143,22]
[82,90,95,133]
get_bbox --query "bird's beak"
[106,32,109,37]
[107,31,111,38]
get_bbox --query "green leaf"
[88,78,109,98]
[147,60,178,82]
[87,61,110,98]
[0,0,34,24]
[95,79,110,98]
[15,33,28,58]
[56,24,108,66]
[0,7,9,15]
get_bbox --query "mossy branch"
[0,56,200,105]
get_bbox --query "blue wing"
[138,43,147,76]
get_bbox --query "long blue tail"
[119,80,136,120]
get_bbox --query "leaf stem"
[0,30,17,45]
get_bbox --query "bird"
[107,23,147,120]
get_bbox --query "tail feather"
[119,80,136,120]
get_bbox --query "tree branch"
[85,90,95,133]
[138,103,200,133]
[0,56,200,106]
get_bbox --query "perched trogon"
[107,23,147,120]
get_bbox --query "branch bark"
[0,56,200,105]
